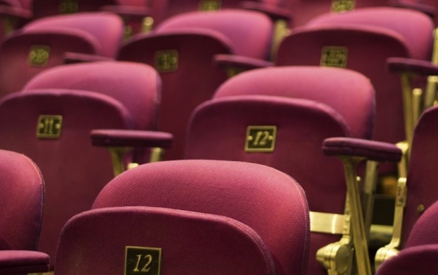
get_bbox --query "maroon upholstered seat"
[0,149,49,274]
[30,0,118,19]
[0,70,162,270]
[85,159,309,275]
[22,12,124,58]
[0,149,44,251]
[376,200,438,275]
[118,30,230,160]
[0,28,100,98]
[185,66,375,275]
[276,7,434,154]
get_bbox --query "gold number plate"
[331,0,355,12]
[320,46,348,68]
[29,45,51,66]
[199,0,221,11]
[154,50,178,73]
[37,115,62,139]
[245,126,276,152]
[59,0,78,14]
[125,246,162,275]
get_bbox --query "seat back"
[23,61,161,130]
[0,149,44,251]
[154,9,273,60]
[0,89,135,267]
[277,26,409,145]
[186,66,375,275]
[55,206,277,275]
[375,200,438,275]
[92,159,310,275]
[118,30,231,160]
[400,105,438,248]
[31,0,117,19]
[148,0,280,24]
[0,29,99,98]
[22,12,124,58]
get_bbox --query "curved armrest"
[0,250,50,274]
[239,1,292,21]
[322,137,402,163]
[387,57,438,76]
[90,129,173,149]
[390,0,436,18]
[0,5,32,20]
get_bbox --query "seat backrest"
[31,0,118,19]
[22,12,124,58]
[23,61,161,130]
[277,25,409,146]
[148,0,280,25]
[154,9,273,60]
[55,206,279,275]
[375,200,438,275]
[0,28,100,98]
[92,159,310,275]
[399,105,438,247]
[0,149,44,251]
[185,66,375,275]
[0,89,135,267]
[118,30,231,160]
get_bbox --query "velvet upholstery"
[30,0,118,19]
[0,89,136,268]
[118,30,231,160]
[0,28,99,98]
[22,12,124,58]
[23,61,161,131]
[154,9,273,60]
[0,149,44,251]
[92,159,310,275]
[186,66,375,275]
[55,207,277,275]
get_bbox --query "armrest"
[322,137,403,163]
[390,0,436,18]
[214,54,273,77]
[239,1,292,21]
[91,129,173,149]
[64,52,114,64]
[387,57,438,76]
[0,250,50,274]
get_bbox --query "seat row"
[0,59,436,275]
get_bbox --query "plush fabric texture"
[214,66,375,139]
[23,61,161,131]
[118,30,231,160]
[323,137,402,162]
[0,150,44,251]
[0,89,134,268]
[22,12,124,58]
[376,245,438,275]
[93,160,310,275]
[185,95,351,275]
[401,105,438,248]
[154,9,273,60]
[306,7,434,60]
[0,29,99,98]
[277,25,408,146]
[406,200,438,247]
[0,250,49,274]
[148,0,281,25]
[55,207,277,275]
[31,0,118,19]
